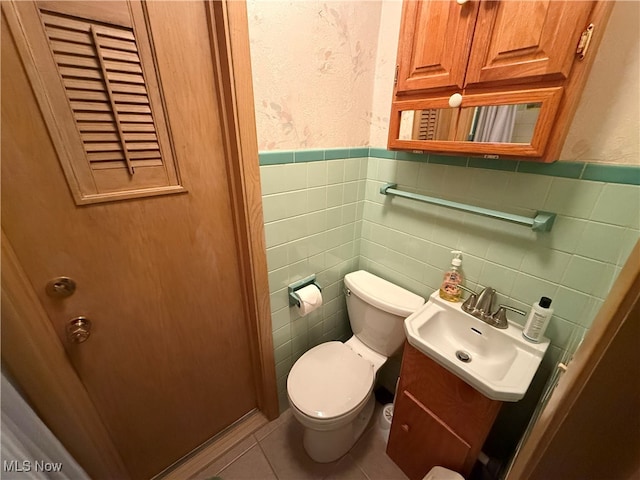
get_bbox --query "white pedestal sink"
[404,291,549,401]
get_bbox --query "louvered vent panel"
[41,11,163,173]
[418,109,439,141]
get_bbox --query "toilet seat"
[287,341,374,420]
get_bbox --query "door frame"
[506,240,640,478]
[205,0,278,422]
[0,1,277,478]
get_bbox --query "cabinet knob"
[401,424,410,433]
[448,93,463,108]
[456,0,470,4]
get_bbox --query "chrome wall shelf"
[380,183,556,232]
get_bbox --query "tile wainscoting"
[260,149,640,411]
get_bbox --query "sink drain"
[456,350,472,363]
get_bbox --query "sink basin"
[404,291,549,402]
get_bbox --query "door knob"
[66,317,92,344]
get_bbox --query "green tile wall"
[260,149,640,411]
[361,157,638,369]
[260,156,368,409]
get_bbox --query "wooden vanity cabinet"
[386,342,502,480]
[389,0,614,162]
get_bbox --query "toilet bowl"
[287,270,425,463]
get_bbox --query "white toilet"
[286,270,425,463]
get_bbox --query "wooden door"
[2,2,262,478]
[465,1,595,87]
[395,0,479,94]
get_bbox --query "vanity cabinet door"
[396,0,478,94]
[465,1,595,87]
[387,391,473,480]
[387,343,503,479]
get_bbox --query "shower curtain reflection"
[472,105,518,143]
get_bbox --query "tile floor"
[190,403,409,480]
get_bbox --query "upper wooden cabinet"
[396,0,478,93]
[466,1,594,88]
[389,0,614,162]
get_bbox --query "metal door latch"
[46,277,76,298]
[66,317,92,344]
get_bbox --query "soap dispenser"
[439,251,463,302]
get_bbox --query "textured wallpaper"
[247,1,639,165]
[559,2,640,165]
[367,0,402,148]
[246,0,383,150]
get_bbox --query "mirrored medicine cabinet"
[398,103,542,144]
[388,88,563,158]
[388,0,614,162]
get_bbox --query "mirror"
[398,102,542,144]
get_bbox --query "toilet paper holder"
[288,275,322,307]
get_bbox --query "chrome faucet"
[460,286,525,329]
[474,287,496,318]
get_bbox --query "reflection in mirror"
[399,108,460,141]
[398,103,542,144]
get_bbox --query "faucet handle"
[491,304,526,329]
[462,293,477,313]
[497,304,527,316]
[458,285,477,312]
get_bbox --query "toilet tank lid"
[344,270,425,317]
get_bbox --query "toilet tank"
[344,270,425,356]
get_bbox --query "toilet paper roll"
[296,284,323,317]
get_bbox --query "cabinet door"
[388,87,563,157]
[465,1,595,87]
[396,0,478,94]
[387,391,473,480]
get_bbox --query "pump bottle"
[439,251,463,302]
